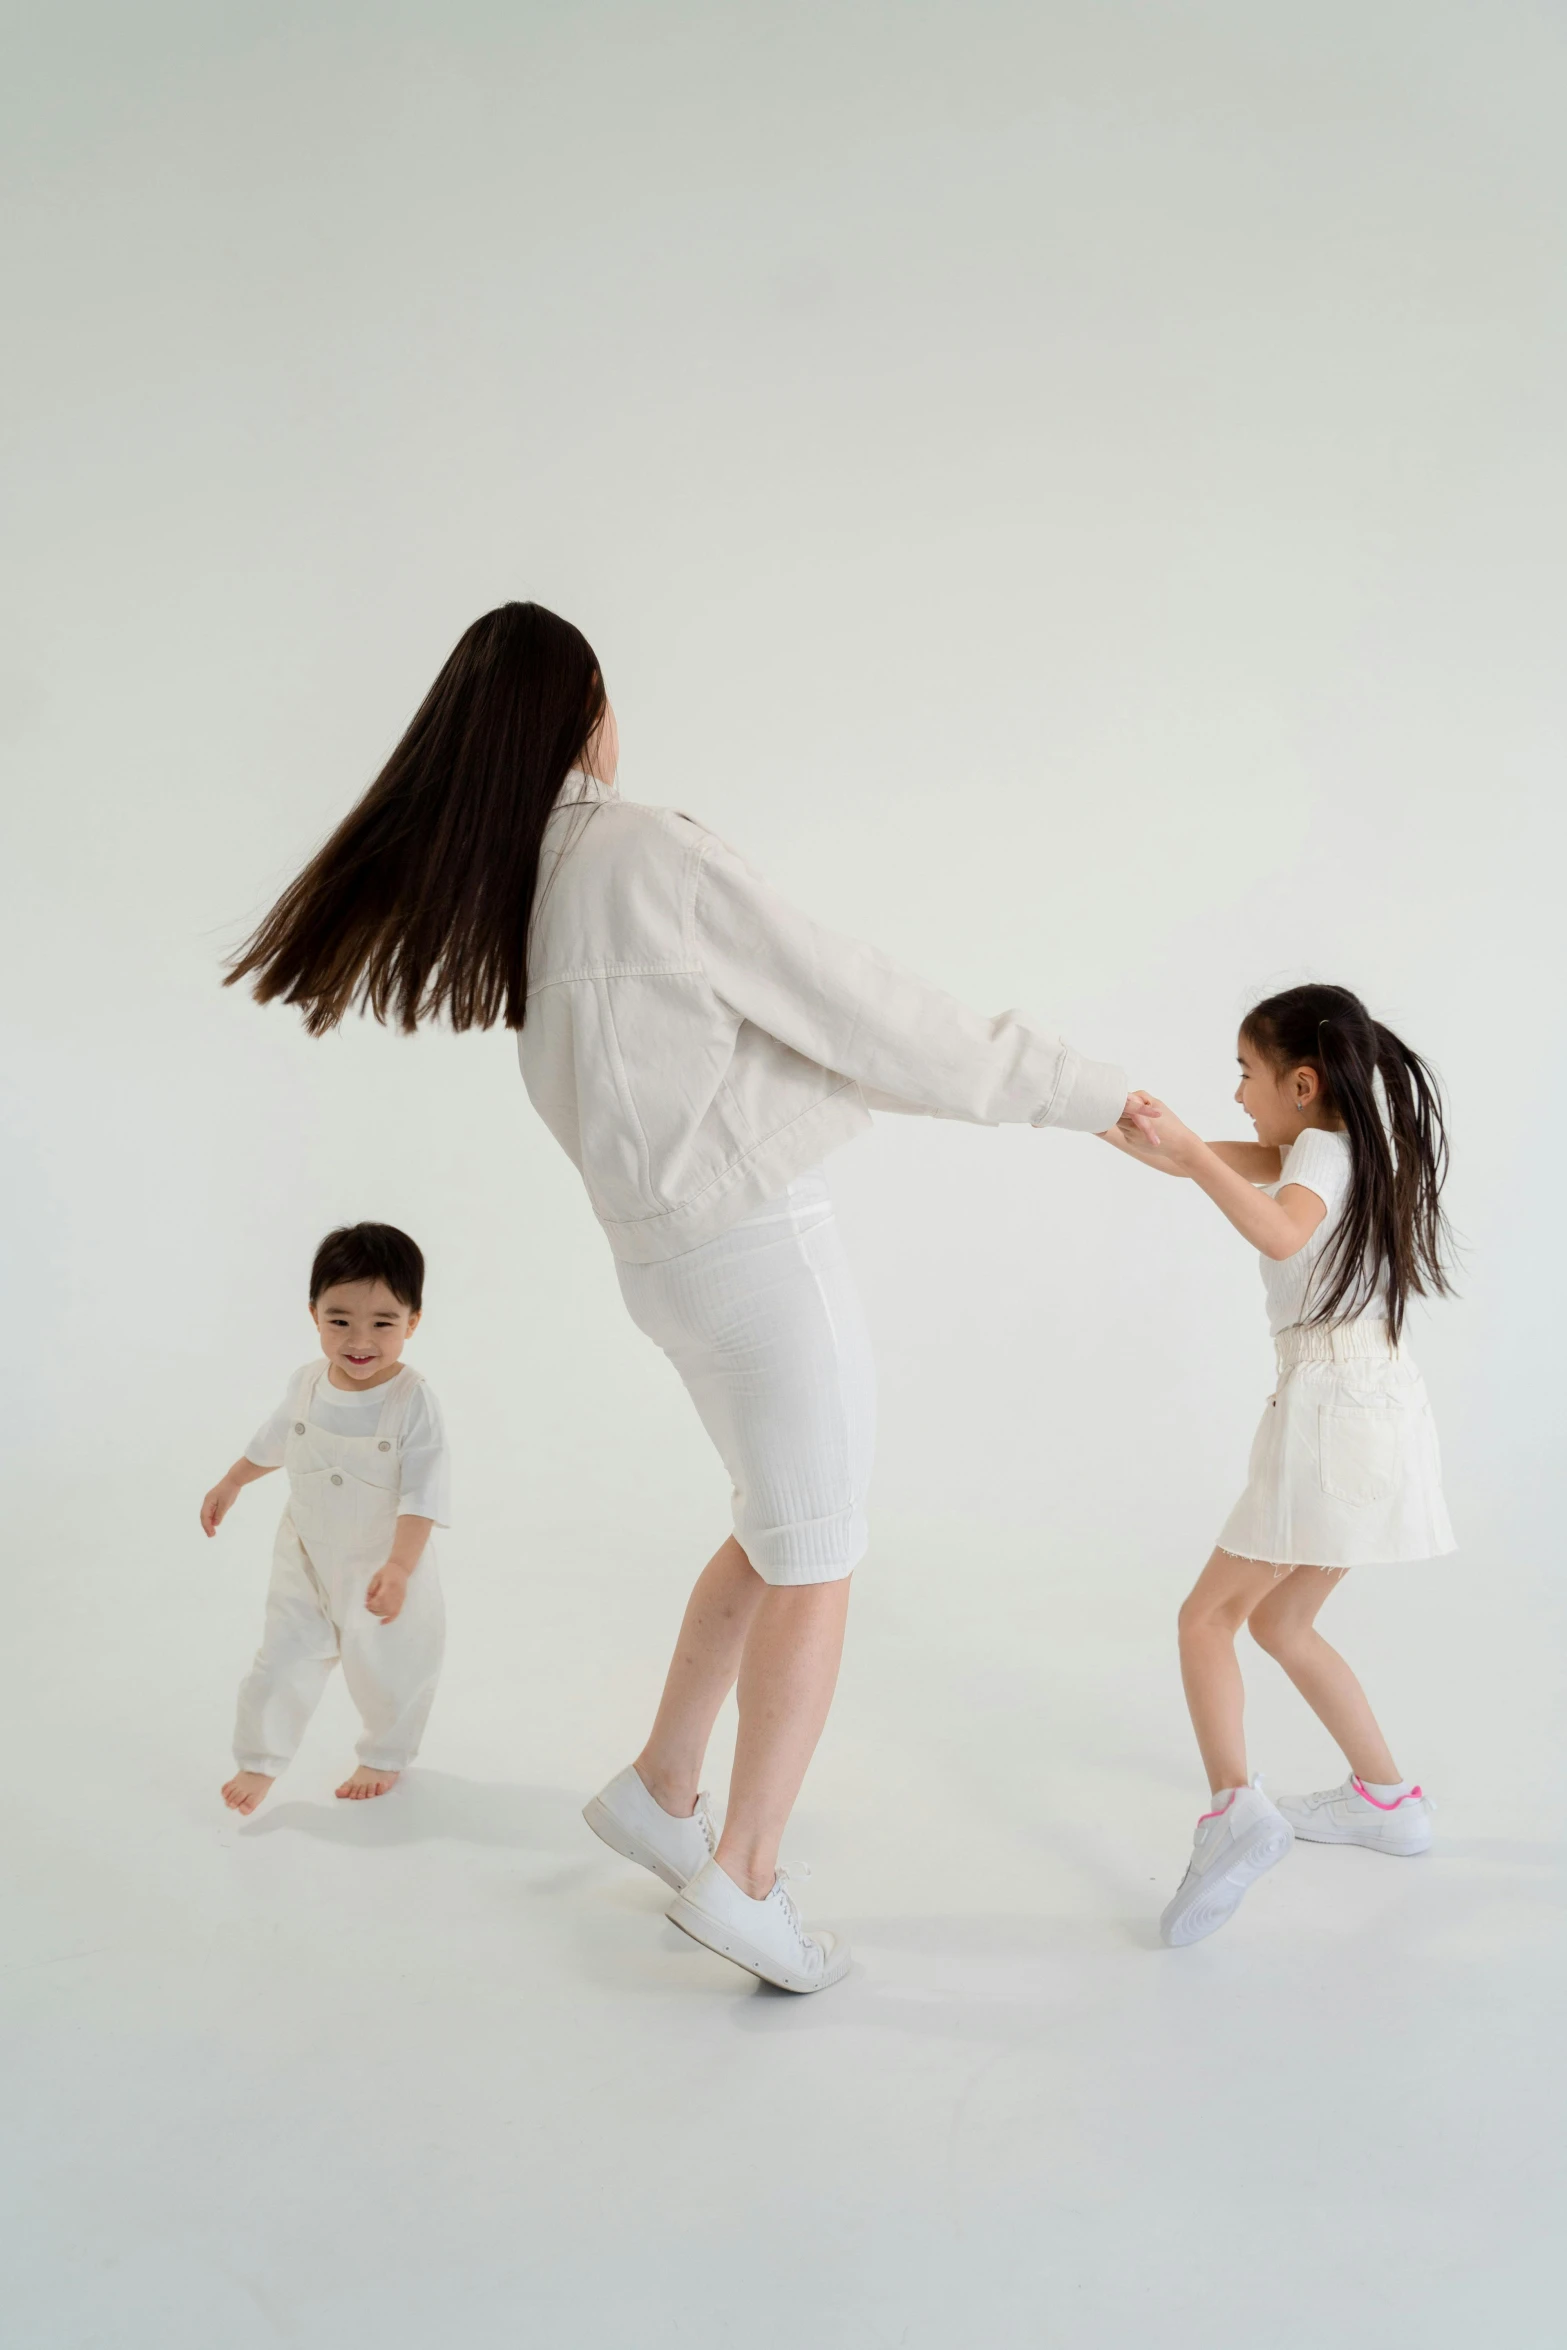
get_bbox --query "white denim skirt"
[616,1168,876,1585]
[1217,1321,1456,1570]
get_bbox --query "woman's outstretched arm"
[693,830,1131,1133]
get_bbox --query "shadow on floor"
[703,1907,1164,2042]
[239,1769,587,1854]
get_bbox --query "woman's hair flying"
[226,601,606,1033]
[1241,983,1453,1343]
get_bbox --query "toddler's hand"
[200,1479,237,1537]
[365,1564,409,1624]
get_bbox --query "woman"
[229,601,1134,1994]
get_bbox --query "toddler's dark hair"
[309,1223,425,1312]
[1241,984,1452,1344]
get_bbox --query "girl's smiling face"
[1234,1030,1325,1148]
[311,1280,420,1388]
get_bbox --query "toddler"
[201,1222,448,1811]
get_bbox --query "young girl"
[201,1222,449,1813]
[1105,984,1455,1947]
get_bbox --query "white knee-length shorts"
[616,1168,876,1585]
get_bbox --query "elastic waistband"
[1275,1320,1399,1368]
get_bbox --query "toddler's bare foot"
[222,1770,274,1814]
[335,1765,400,1801]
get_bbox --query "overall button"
[293,1421,306,1433]
[330,1473,344,1486]
[378,1441,391,1452]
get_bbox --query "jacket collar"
[555,769,619,808]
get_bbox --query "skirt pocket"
[1318,1401,1404,1506]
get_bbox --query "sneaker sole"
[581,1795,689,1892]
[666,1893,852,1995]
[1161,1817,1295,1948]
[1283,1819,1432,1856]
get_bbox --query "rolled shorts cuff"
[736,1509,868,1586]
[232,1755,290,1778]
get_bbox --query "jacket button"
[330,1473,344,1486]
[293,1421,306,1434]
[378,1440,391,1452]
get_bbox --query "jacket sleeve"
[692,831,1128,1133]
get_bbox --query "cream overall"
[232,1365,445,1776]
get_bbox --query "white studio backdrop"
[2,0,1563,1807]
[7,12,1567,2347]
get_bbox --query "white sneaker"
[1278,1775,1434,1855]
[582,1765,718,1891]
[1160,1777,1294,1947]
[667,1858,851,1994]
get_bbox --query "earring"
[1296,1098,1308,1112]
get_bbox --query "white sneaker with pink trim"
[1277,1775,1434,1855]
[1159,1777,1294,1947]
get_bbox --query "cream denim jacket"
[519,777,1128,1262]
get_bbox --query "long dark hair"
[227,602,606,1033]
[1242,983,1452,1342]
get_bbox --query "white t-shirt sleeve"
[243,1366,312,1469]
[1278,1126,1352,1217]
[397,1384,452,1527]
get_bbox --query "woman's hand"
[201,1478,239,1537]
[365,1564,410,1624]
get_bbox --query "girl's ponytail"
[1242,984,1453,1342]
[1373,1019,1453,1335]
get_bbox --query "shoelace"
[771,1862,812,1943]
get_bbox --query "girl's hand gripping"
[1122,1096,1204,1170]
[1100,1091,1190,1174]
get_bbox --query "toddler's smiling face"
[311,1280,420,1389]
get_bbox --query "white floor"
[6,1477,1562,2349]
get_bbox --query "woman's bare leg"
[635,1537,765,1816]
[1177,1548,1287,1795]
[634,1539,851,1892]
[1248,1566,1401,1784]
[715,1576,852,1898]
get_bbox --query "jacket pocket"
[1318,1402,1403,1506]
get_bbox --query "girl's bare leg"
[635,1537,766,1816]
[1248,1566,1401,1784]
[716,1576,852,1898]
[1177,1549,1287,1795]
